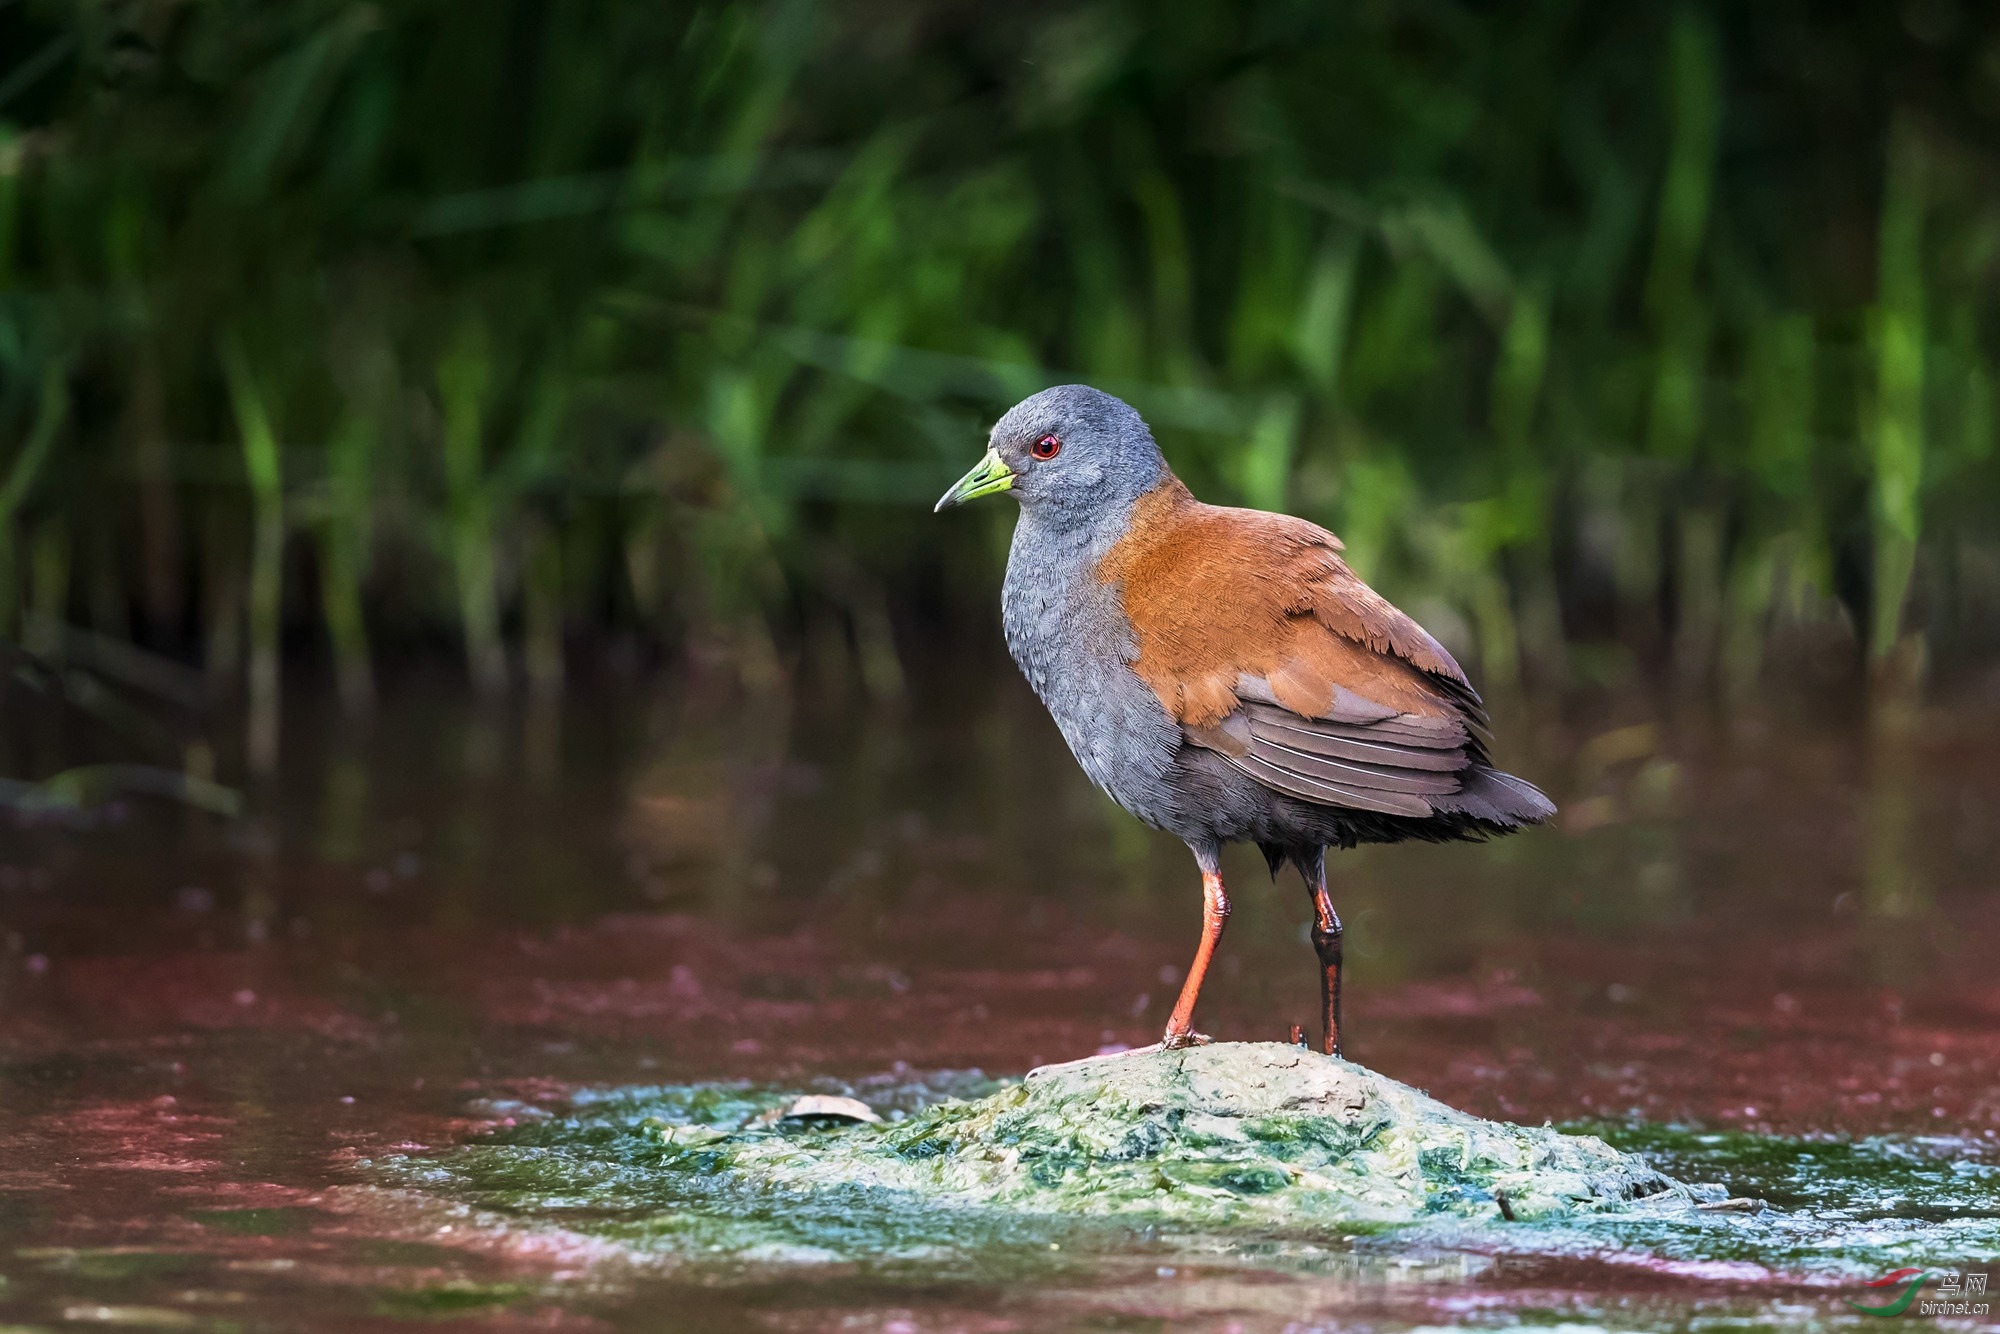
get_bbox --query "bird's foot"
[1160,1028,1212,1050]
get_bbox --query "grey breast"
[999,509,1185,830]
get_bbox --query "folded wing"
[1099,480,1549,825]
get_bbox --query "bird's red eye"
[1031,433,1062,460]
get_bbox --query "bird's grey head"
[934,385,1166,530]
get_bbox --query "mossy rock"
[641,1042,1690,1226]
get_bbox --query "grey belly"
[1049,681,1298,847]
[1000,548,1299,850]
[1037,653,1182,827]
[1006,628,1278,845]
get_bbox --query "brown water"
[3,658,1999,1330]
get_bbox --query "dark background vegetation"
[5,0,2000,776]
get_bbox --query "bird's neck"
[1013,491,1137,571]
[1019,464,1186,550]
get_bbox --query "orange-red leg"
[1307,862,1344,1057]
[1162,866,1230,1048]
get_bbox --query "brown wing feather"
[1230,753,1435,818]
[1097,479,1482,818]
[1243,702,1468,772]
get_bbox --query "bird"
[935,385,1554,1057]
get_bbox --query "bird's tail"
[1434,765,1556,828]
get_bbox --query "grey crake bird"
[937,385,1553,1055]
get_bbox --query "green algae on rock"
[639,1043,1688,1225]
[358,1045,2000,1283]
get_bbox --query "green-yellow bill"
[934,448,1014,512]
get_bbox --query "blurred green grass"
[2,0,1999,739]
